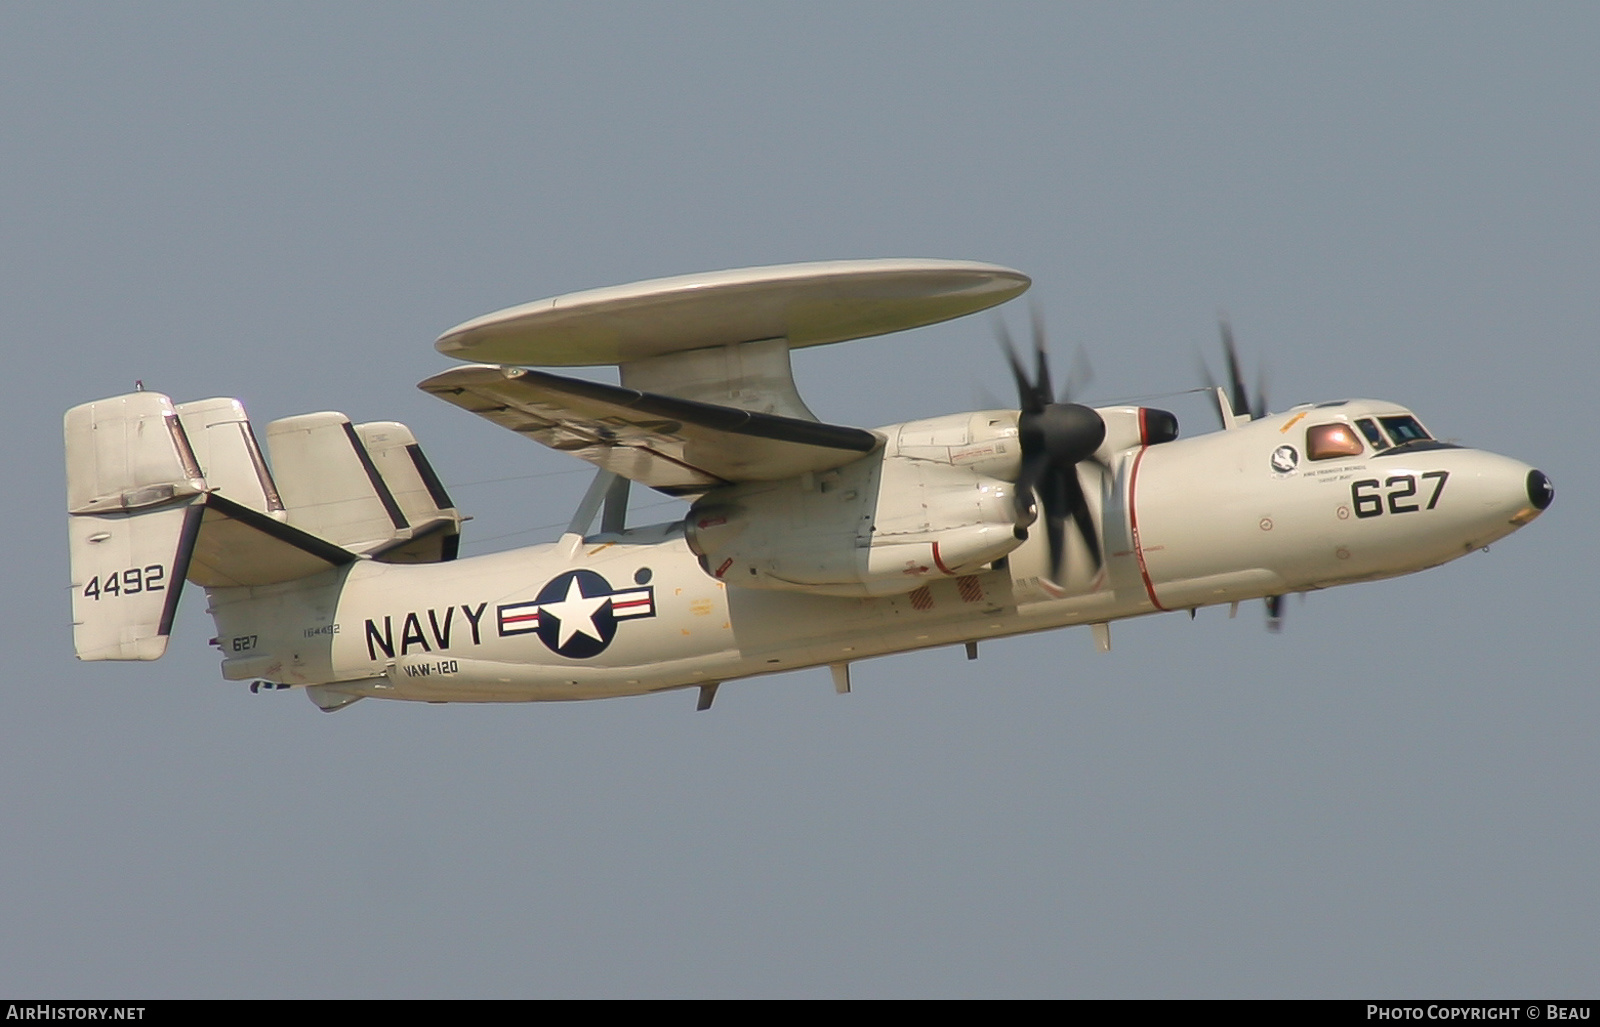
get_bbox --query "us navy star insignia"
[542,576,610,648]
[496,569,657,659]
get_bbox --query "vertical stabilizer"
[266,412,407,552]
[65,392,207,660]
[176,398,283,516]
[354,421,463,562]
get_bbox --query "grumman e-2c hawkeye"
[64,260,1554,711]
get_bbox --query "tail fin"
[66,392,361,660]
[176,398,283,516]
[66,391,460,660]
[354,421,462,562]
[266,412,408,552]
[170,398,359,588]
[65,392,208,660]
[265,413,462,560]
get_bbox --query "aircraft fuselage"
[206,399,1549,707]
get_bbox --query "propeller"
[1202,316,1286,629]
[1202,316,1269,427]
[998,309,1107,583]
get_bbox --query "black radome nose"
[1527,469,1554,510]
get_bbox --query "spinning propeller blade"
[996,315,1106,583]
[1204,316,1287,631]
[1203,316,1270,426]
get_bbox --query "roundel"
[1270,445,1300,474]
[504,569,658,660]
[535,570,617,659]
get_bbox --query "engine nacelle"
[686,411,1025,597]
[1095,405,1180,459]
[683,405,1178,598]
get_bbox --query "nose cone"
[1527,469,1555,511]
[1445,451,1550,545]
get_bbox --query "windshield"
[1379,415,1431,445]
[1355,418,1390,451]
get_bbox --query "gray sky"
[3,3,1595,998]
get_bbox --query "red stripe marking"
[931,541,957,576]
[501,612,541,625]
[1127,446,1169,611]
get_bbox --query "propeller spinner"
[999,312,1106,584]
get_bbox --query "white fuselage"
[203,400,1547,704]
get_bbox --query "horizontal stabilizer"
[189,494,358,588]
[419,364,879,495]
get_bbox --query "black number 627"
[1351,472,1449,519]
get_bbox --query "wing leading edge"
[418,365,880,495]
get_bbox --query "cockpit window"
[1355,418,1391,450]
[1379,415,1431,444]
[1306,422,1365,460]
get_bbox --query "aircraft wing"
[418,365,880,495]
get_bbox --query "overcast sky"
[3,3,1595,998]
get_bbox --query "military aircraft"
[63,259,1554,711]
